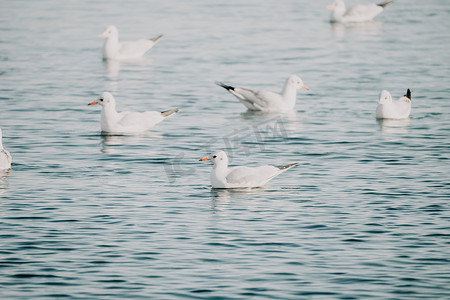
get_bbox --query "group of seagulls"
[2,0,412,189]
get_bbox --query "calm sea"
[1,0,449,299]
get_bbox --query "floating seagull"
[326,0,393,23]
[215,75,309,113]
[0,128,12,170]
[99,25,162,60]
[88,92,178,134]
[376,89,412,119]
[200,150,298,188]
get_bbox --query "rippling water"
[1,0,449,299]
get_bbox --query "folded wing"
[226,165,280,187]
[344,4,382,21]
[118,39,157,58]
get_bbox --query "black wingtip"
[161,108,179,117]
[215,81,235,91]
[377,0,394,8]
[150,34,163,42]
[404,89,411,100]
[278,162,299,171]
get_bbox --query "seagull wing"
[118,39,155,58]
[393,97,411,118]
[344,4,382,21]
[234,88,282,111]
[226,165,280,187]
[116,111,162,131]
[0,149,12,169]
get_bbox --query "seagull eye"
[99,98,103,102]
[213,155,217,158]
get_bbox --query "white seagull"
[88,92,178,134]
[326,0,393,23]
[376,89,412,119]
[215,75,309,113]
[200,150,298,188]
[99,25,162,60]
[0,128,12,170]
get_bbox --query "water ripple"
[1,0,450,299]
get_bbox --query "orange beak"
[302,85,309,90]
[199,157,210,161]
[326,4,334,10]
[88,101,98,106]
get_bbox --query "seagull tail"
[377,0,394,8]
[150,34,163,43]
[215,81,235,91]
[278,162,299,172]
[161,108,179,117]
[404,89,412,100]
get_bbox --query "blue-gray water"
[1,0,449,299]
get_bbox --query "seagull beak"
[88,101,98,106]
[302,85,309,90]
[326,4,333,10]
[199,157,210,161]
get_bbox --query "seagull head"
[326,0,345,11]
[199,150,229,167]
[88,92,116,107]
[99,25,118,38]
[288,75,309,90]
[378,90,393,105]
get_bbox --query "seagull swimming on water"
[376,89,412,119]
[200,150,298,188]
[88,92,178,134]
[326,0,394,23]
[215,75,309,113]
[99,25,162,60]
[0,128,12,170]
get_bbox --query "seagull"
[99,25,162,60]
[88,92,178,134]
[376,89,412,119]
[0,128,12,170]
[199,150,298,188]
[326,0,394,23]
[215,75,309,113]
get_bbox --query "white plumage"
[88,92,178,134]
[0,128,12,170]
[215,75,309,113]
[326,0,393,23]
[376,89,412,119]
[200,150,298,188]
[99,25,162,60]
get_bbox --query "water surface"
[1,0,449,299]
